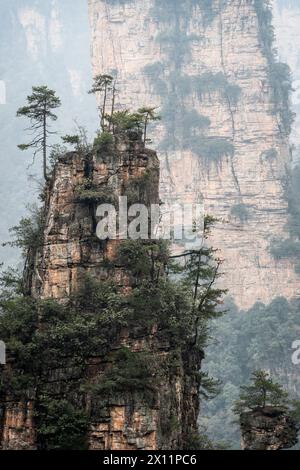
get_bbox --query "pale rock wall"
[1,135,200,451]
[273,0,300,155]
[88,0,300,308]
[31,137,159,301]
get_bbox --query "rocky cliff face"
[30,135,159,302]
[88,0,299,308]
[0,133,202,450]
[240,406,299,450]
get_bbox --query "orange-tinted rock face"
[1,133,202,450]
[89,404,158,450]
[88,0,300,308]
[1,401,36,450]
[31,135,159,302]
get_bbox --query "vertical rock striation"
[88,0,299,308]
[30,134,159,302]
[1,132,202,450]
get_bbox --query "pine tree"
[17,86,61,181]
[137,107,161,144]
[88,74,114,131]
[234,370,289,413]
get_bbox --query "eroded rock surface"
[0,133,202,450]
[241,406,299,450]
[88,0,299,308]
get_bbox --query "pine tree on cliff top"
[17,86,61,182]
[233,370,289,414]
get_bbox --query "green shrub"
[254,1,294,135]
[182,110,211,134]
[226,84,241,106]
[152,0,218,26]
[93,131,114,153]
[268,62,295,135]
[118,239,169,280]
[75,178,116,204]
[5,206,45,258]
[107,110,144,133]
[91,347,157,402]
[36,398,89,450]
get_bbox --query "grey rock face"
[240,406,299,450]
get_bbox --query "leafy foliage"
[0,212,225,449]
[233,370,289,414]
[90,347,157,401]
[17,85,61,181]
[61,134,80,147]
[75,178,116,204]
[106,110,144,133]
[269,62,295,135]
[194,72,241,105]
[93,131,114,153]
[36,399,89,450]
[260,148,278,161]
[88,74,114,131]
[203,296,300,448]
[4,206,45,259]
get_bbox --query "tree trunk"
[102,85,107,132]
[43,110,48,182]
[144,115,148,144]
[110,84,116,133]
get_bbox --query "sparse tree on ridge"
[17,86,61,182]
[233,370,289,413]
[137,107,161,144]
[88,74,114,131]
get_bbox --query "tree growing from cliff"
[137,107,161,144]
[106,110,144,134]
[233,370,290,414]
[88,74,114,131]
[17,86,61,182]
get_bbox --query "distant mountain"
[0,0,97,266]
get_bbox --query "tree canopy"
[17,86,61,181]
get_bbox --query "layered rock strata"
[0,133,202,450]
[88,0,299,307]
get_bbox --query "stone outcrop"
[0,132,202,450]
[240,406,299,450]
[88,0,300,308]
[0,401,36,450]
[30,133,159,302]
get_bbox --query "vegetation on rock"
[17,86,61,181]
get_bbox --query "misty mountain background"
[1,0,300,449]
[0,0,97,267]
